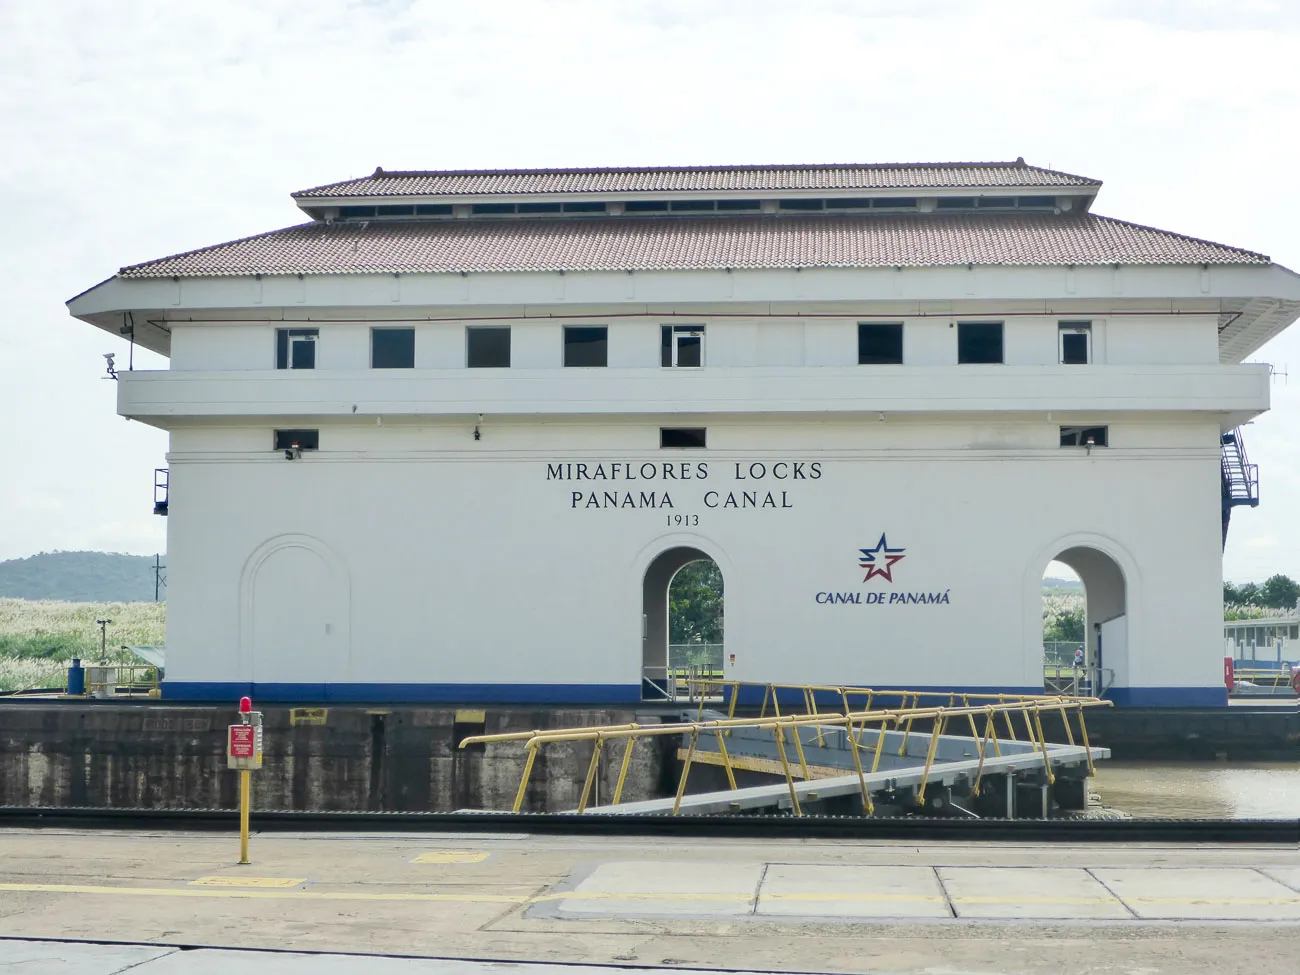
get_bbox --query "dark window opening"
[517,202,562,214]
[977,197,1015,208]
[415,204,453,216]
[276,328,318,370]
[338,206,376,219]
[471,202,515,215]
[1060,322,1091,365]
[564,325,608,367]
[371,327,415,369]
[824,198,873,210]
[937,197,977,209]
[778,199,823,211]
[716,199,761,211]
[375,205,415,217]
[1060,426,1108,448]
[1018,196,1056,208]
[670,200,714,211]
[467,326,511,368]
[661,325,704,367]
[858,322,904,365]
[625,200,669,212]
[562,201,605,213]
[874,197,917,209]
[957,322,1003,364]
[274,429,320,451]
[661,427,707,449]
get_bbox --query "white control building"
[68,161,1300,706]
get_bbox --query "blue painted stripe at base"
[160,681,1232,708]
[1103,686,1229,707]
[161,681,643,706]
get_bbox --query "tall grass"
[0,599,165,691]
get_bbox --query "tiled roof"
[117,212,1269,279]
[292,162,1100,198]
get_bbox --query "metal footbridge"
[461,682,1111,819]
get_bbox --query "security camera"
[284,442,302,460]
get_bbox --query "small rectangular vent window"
[562,201,605,213]
[338,206,376,219]
[517,202,562,214]
[874,197,917,209]
[1060,426,1108,448]
[661,428,706,449]
[937,197,977,209]
[564,325,608,367]
[957,322,1003,364]
[276,328,318,370]
[716,199,761,211]
[376,205,415,217]
[371,327,415,369]
[1019,196,1056,208]
[471,203,515,215]
[625,201,669,212]
[978,197,1015,208]
[415,204,453,216]
[670,200,714,211]
[825,198,873,210]
[858,323,903,365]
[467,326,511,368]
[778,199,823,211]
[274,429,319,451]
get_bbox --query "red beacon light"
[239,696,252,714]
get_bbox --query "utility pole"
[96,618,112,663]
[154,553,167,602]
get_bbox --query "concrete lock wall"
[157,411,1227,706]
[0,706,670,812]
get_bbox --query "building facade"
[68,161,1300,706]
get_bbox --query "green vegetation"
[0,599,165,692]
[0,551,164,603]
[1223,575,1300,611]
[668,560,723,665]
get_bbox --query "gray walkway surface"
[0,940,773,975]
[2,828,1300,974]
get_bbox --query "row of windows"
[275,321,1095,371]
[273,425,1108,452]
[331,196,1061,221]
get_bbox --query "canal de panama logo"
[859,533,905,583]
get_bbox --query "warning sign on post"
[228,723,263,769]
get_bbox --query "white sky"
[1,0,1297,583]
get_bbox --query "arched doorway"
[642,547,724,700]
[1041,547,1126,695]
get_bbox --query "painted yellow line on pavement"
[0,883,527,903]
[190,876,307,888]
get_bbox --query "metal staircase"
[1221,429,1259,548]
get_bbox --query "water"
[1090,761,1300,819]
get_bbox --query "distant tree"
[668,560,724,645]
[1223,582,1240,604]
[1259,574,1300,610]
[1044,608,1085,643]
[1237,582,1262,606]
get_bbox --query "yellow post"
[238,768,251,865]
[613,737,636,804]
[512,744,538,813]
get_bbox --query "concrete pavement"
[1,828,1299,974]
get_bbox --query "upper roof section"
[291,159,1101,211]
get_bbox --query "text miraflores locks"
[547,460,822,511]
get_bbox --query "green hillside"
[0,551,164,603]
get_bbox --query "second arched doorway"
[1043,546,1127,695]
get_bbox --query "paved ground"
[1,828,1299,974]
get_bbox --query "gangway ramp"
[460,683,1111,819]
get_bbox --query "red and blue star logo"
[859,533,905,583]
